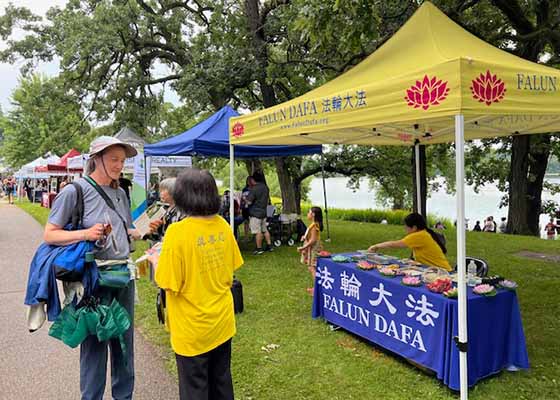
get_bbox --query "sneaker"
[265,245,274,252]
[253,248,264,255]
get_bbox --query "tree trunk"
[243,159,263,175]
[275,157,298,213]
[526,134,551,235]
[244,0,300,215]
[411,145,427,216]
[293,180,302,215]
[506,135,531,234]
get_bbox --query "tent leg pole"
[455,114,468,400]
[229,145,235,233]
[144,154,149,208]
[320,153,330,241]
[414,143,422,216]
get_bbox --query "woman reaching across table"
[368,212,451,271]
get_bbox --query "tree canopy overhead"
[0,74,90,168]
[1,0,560,232]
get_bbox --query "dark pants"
[80,281,135,400]
[175,339,234,400]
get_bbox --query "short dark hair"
[253,170,265,183]
[173,168,221,216]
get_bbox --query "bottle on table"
[467,260,477,287]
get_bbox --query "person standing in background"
[483,217,495,232]
[5,176,15,204]
[545,218,556,239]
[498,217,507,233]
[240,176,254,240]
[119,173,133,204]
[298,207,324,294]
[145,177,184,241]
[246,171,273,255]
[23,179,32,201]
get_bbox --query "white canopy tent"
[15,153,60,179]
[14,153,61,202]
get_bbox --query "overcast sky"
[0,1,68,112]
[0,0,180,115]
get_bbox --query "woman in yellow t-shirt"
[368,212,451,271]
[155,168,244,400]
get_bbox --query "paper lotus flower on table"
[426,278,452,293]
[351,254,366,262]
[331,255,351,263]
[356,260,375,270]
[317,250,331,258]
[443,288,458,298]
[401,276,422,286]
[379,267,398,277]
[498,280,518,290]
[473,284,496,296]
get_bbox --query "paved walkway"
[0,202,179,399]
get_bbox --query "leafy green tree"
[0,74,90,168]
[3,0,559,229]
[435,0,560,235]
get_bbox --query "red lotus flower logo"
[232,122,245,138]
[405,75,450,110]
[471,70,506,106]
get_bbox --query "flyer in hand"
[133,203,166,237]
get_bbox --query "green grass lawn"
[18,200,560,399]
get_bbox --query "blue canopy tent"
[144,105,330,240]
[144,105,322,158]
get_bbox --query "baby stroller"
[266,205,299,247]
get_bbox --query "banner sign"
[130,152,151,220]
[312,258,446,371]
[70,154,191,170]
[149,155,192,168]
[311,255,530,390]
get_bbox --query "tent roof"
[230,2,560,146]
[59,149,81,166]
[145,105,322,158]
[24,154,60,169]
[15,153,60,178]
[35,149,82,172]
[114,127,146,150]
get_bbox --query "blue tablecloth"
[312,255,529,390]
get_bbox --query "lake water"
[309,176,560,237]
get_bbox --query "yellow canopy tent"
[229,2,560,146]
[228,3,560,399]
